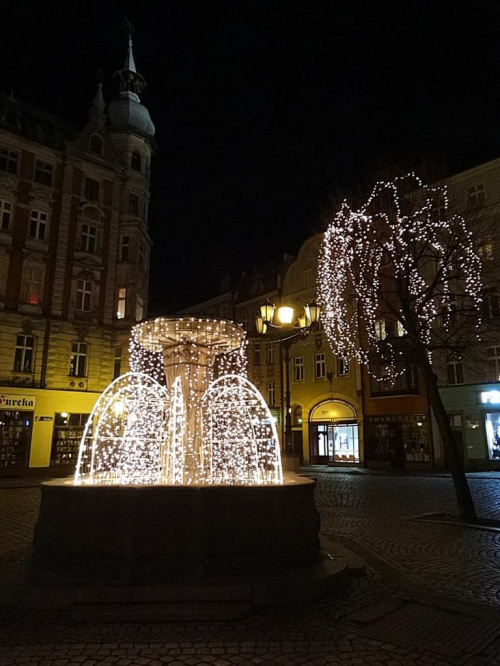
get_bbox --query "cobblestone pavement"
[1,473,500,665]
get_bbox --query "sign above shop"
[480,391,500,405]
[365,414,427,424]
[0,393,36,410]
[35,416,53,422]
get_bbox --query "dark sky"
[2,1,500,313]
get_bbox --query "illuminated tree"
[318,173,483,522]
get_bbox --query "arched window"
[89,134,103,156]
[293,405,303,426]
[131,150,141,172]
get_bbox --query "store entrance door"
[310,422,360,465]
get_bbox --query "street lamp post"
[256,300,320,458]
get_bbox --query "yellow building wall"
[0,387,102,468]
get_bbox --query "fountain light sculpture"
[75,317,283,486]
[31,317,332,605]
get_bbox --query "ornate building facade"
[0,37,154,470]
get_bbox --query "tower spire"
[124,18,137,73]
[113,19,145,98]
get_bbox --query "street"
[1,471,500,665]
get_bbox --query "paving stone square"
[1,472,500,664]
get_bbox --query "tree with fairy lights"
[318,173,485,522]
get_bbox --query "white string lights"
[318,174,483,383]
[75,317,282,486]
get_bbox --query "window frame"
[0,200,12,231]
[34,160,53,186]
[29,210,48,241]
[293,356,304,382]
[81,223,97,253]
[0,147,19,175]
[314,352,326,380]
[69,341,88,377]
[75,279,92,312]
[13,334,34,373]
[84,177,100,202]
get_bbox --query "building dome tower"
[108,33,155,137]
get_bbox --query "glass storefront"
[313,422,359,463]
[0,410,33,467]
[50,412,89,466]
[365,414,430,467]
[485,412,500,461]
[309,399,359,465]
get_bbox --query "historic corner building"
[0,38,155,471]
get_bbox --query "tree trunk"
[420,355,477,522]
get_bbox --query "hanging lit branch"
[318,173,483,383]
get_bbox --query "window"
[131,150,141,171]
[14,334,34,372]
[29,210,48,241]
[84,177,100,201]
[446,353,464,385]
[293,405,303,426]
[266,342,274,365]
[431,195,446,222]
[81,224,97,253]
[468,184,485,208]
[240,314,248,331]
[120,236,130,261]
[138,243,147,271]
[338,357,349,376]
[482,288,500,319]
[117,287,126,319]
[34,160,53,186]
[0,147,18,175]
[128,193,140,216]
[253,344,261,365]
[302,269,313,290]
[478,240,494,261]
[25,268,42,305]
[0,200,12,231]
[374,319,386,340]
[113,347,122,379]
[69,342,87,377]
[76,279,92,312]
[369,362,419,395]
[221,304,228,319]
[293,356,304,381]
[440,295,458,327]
[487,347,500,382]
[89,134,102,155]
[315,352,326,379]
[267,381,276,407]
[135,293,144,321]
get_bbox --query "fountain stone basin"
[31,474,320,583]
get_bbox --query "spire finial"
[124,17,136,73]
[112,20,146,98]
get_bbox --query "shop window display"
[485,412,500,461]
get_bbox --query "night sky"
[1,1,500,313]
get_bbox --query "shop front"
[364,413,431,468]
[0,388,100,471]
[309,399,360,465]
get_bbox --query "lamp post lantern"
[255,301,320,459]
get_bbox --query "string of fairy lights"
[75,317,282,486]
[317,174,483,384]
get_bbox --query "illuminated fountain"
[74,317,282,486]
[29,318,345,615]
